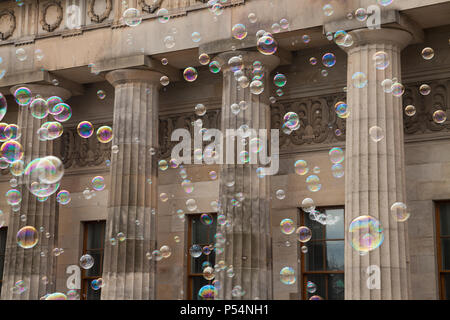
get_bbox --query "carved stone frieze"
[88,0,113,23]
[139,0,163,14]
[0,10,16,40]
[40,1,64,32]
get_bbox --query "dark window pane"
[304,274,326,300]
[86,280,101,300]
[440,203,450,236]
[305,242,324,271]
[444,274,450,300]
[326,241,345,271]
[85,250,103,277]
[191,218,216,244]
[304,213,324,240]
[0,228,7,253]
[328,273,345,300]
[442,238,450,270]
[87,223,104,249]
[325,209,344,239]
[192,277,210,300]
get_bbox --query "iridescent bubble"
[0,123,7,142]
[405,105,416,116]
[159,192,168,202]
[45,293,67,300]
[302,34,311,43]
[249,80,264,95]
[10,160,25,176]
[97,90,106,100]
[433,110,447,124]
[322,53,336,68]
[46,96,63,114]
[66,290,79,300]
[16,48,27,61]
[96,126,113,143]
[391,82,405,97]
[5,124,20,140]
[157,8,169,23]
[369,126,384,142]
[283,112,300,130]
[6,189,21,205]
[191,31,201,43]
[92,176,105,191]
[186,198,197,211]
[329,147,344,164]
[209,61,221,73]
[160,75,170,86]
[91,278,103,290]
[309,57,317,65]
[280,18,289,30]
[183,67,198,82]
[123,8,142,27]
[77,121,94,138]
[79,254,94,269]
[280,218,295,235]
[296,226,312,243]
[349,215,384,253]
[335,101,350,119]
[52,103,72,122]
[199,53,210,65]
[373,51,389,70]
[56,190,71,205]
[323,4,334,16]
[0,93,6,122]
[1,140,24,163]
[164,35,175,49]
[43,121,63,140]
[355,8,368,21]
[257,35,278,55]
[331,163,345,178]
[421,47,434,60]
[309,295,323,300]
[306,175,321,192]
[198,285,217,300]
[35,156,64,184]
[276,189,286,200]
[248,12,257,23]
[160,245,172,258]
[306,281,317,293]
[189,244,202,258]
[419,84,431,96]
[301,198,315,213]
[232,23,247,40]
[16,226,38,249]
[161,58,168,65]
[203,266,215,281]
[274,73,287,87]
[271,23,281,33]
[294,160,308,176]
[228,56,244,73]
[390,202,410,222]
[209,171,217,180]
[14,87,32,106]
[280,267,296,285]
[352,72,368,88]
[117,232,126,242]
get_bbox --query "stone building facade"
[0,0,448,300]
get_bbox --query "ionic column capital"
[346,28,413,52]
[215,50,280,73]
[10,83,72,101]
[105,69,165,87]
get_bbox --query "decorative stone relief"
[139,0,163,14]
[40,1,64,32]
[88,0,113,23]
[0,10,16,40]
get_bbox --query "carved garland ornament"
[0,10,16,40]
[139,0,163,14]
[40,1,63,32]
[88,0,112,23]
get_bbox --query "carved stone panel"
[40,1,64,32]
[0,10,16,40]
[88,0,113,23]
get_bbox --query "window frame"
[80,220,106,300]
[0,227,7,294]
[436,201,450,300]
[186,213,217,300]
[298,205,345,300]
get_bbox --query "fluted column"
[215,51,279,300]
[101,69,162,300]
[1,84,71,300]
[343,28,412,299]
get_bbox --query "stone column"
[101,69,162,300]
[1,84,72,300]
[215,51,279,300]
[343,28,412,299]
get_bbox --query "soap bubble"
[349,215,384,253]
[16,48,27,61]
[276,189,286,200]
[329,147,344,164]
[232,23,247,40]
[79,254,94,269]
[198,285,217,300]
[322,53,336,67]
[273,73,287,87]
[309,295,323,300]
[209,61,221,73]
[52,103,72,122]
[45,293,67,300]
[91,278,104,290]
[163,35,175,49]
[29,98,49,119]
[183,67,198,82]
[35,156,64,184]
[56,190,71,205]
[199,53,210,65]
[419,84,431,96]
[189,244,202,258]
[421,47,434,60]
[331,163,345,178]
[335,101,350,119]
[390,202,410,222]
[283,112,300,130]
[160,75,170,86]
[373,51,389,70]
[322,4,334,16]
[257,35,278,55]
[203,267,215,281]
[352,72,368,88]
[200,213,213,225]
[96,126,113,143]
[16,226,38,249]
[391,82,405,97]
[296,226,312,243]
[228,56,244,73]
[191,31,201,42]
[294,160,308,175]
[14,87,32,106]
[10,160,25,176]
[306,175,321,192]
[249,80,264,95]
[369,126,384,142]
[280,218,295,235]
[301,198,315,213]
[280,267,296,285]
[157,8,169,23]
[306,281,317,293]
[92,176,105,191]
[433,110,447,124]
[77,121,94,138]
[186,198,197,211]
[5,124,20,140]
[123,8,142,27]
[1,140,24,163]
[160,245,172,258]
[248,12,257,23]
[97,90,106,100]
[405,105,416,116]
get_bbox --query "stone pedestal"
[215,51,279,300]
[100,69,162,300]
[343,28,412,299]
[1,84,71,300]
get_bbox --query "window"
[0,227,7,296]
[187,213,217,300]
[81,221,105,300]
[299,207,344,300]
[436,202,450,300]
